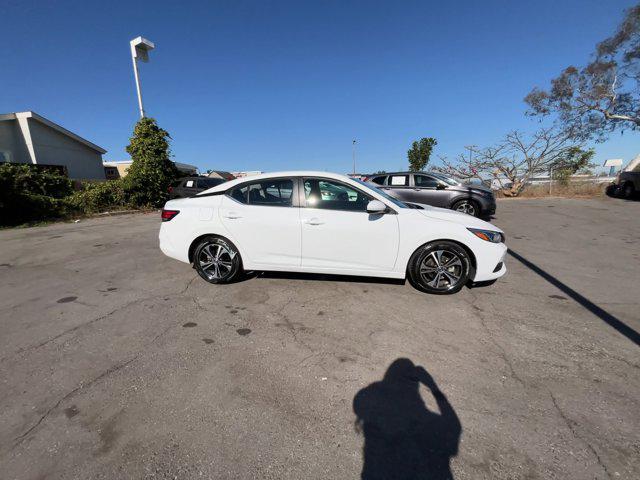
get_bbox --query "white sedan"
[159,171,507,294]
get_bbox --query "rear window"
[370,175,387,185]
[197,178,225,189]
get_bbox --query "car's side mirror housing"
[367,200,388,214]
[436,184,447,190]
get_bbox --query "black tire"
[623,182,635,199]
[193,236,243,284]
[452,199,480,217]
[408,241,472,295]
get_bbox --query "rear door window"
[389,175,408,186]
[370,175,387,185]
[248,179,293,206]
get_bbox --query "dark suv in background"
[168,177,227,199]
[363,171,496,217]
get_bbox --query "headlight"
[467,228,504,243]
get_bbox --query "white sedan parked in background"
[159,171,507,294]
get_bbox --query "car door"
[219,178,301,267]
[381,174,412,202]
[300,177,399,271]
[410,174,448,207]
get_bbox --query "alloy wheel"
[197,243,235,281]
[455,201,475,216]
[419,249,463,291]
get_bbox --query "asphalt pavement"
[0,197,638,479]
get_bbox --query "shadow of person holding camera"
[353,359,461,480]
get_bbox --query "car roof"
[197,171,357,195]
[367,171,441,176]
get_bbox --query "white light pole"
[352,139,357,175]
[130,36,155,118]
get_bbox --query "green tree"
[407,138,437,171]
[124,117,179,207]
[0,164,74,225]
[552,147,596,186]
[525,5,640,141]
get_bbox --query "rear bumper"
[159,223,190,263]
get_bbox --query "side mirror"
[436,184,447,190]
[366,200,387,214]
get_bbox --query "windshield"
[199,178,226,188]
[354,179,408,208]
[429,173,461,186]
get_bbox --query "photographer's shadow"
[353,359,462,480]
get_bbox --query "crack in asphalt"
[465,290,617,477]
[549,393,613,480]
[466,285,617,478]
[2,275,201,364]
[466,291,525,386]
[10,308,190,449]
[180,275,197,295]
[12,355,139,448]
[1,294,167,364]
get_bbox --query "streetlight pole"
[131,54,145,118]
[352,139,357,175]
[130,37,155,118]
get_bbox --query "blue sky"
[2,0,638,173]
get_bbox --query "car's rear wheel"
[193,236,242,284]
[408,241,471,295]
[452,199,479,217]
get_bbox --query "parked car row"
[168,171,498,219]
[169,177,228,199]
[159,171,507,295]
[362,171,496,218]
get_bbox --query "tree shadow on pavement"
[508,248,640,347]
[353,359,461,480]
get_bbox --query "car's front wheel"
[408,241,472,294]
[623,182,635,199]
[452,199,479,217]
[193,236,242,284]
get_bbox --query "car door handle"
[303,218,324,226]
[413,188,422,191]
[222,212,242,219]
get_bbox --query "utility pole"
[464,145,477,164]
[352,139,357,175]
[130,37,155,118]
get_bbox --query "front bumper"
[478,196,497,215]
[472,242,507,282]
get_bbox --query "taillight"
[161,209,180,222]
[362,176,370,182]
[168,186,173,193]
